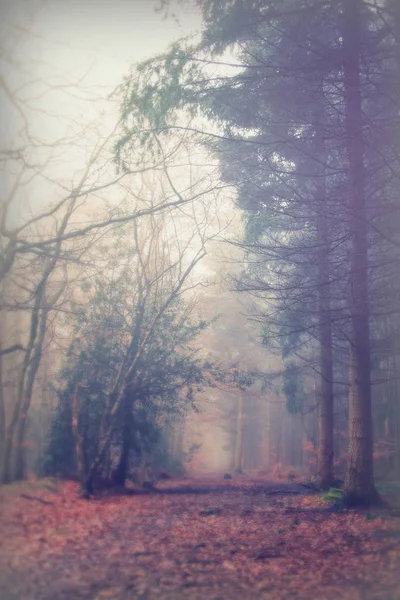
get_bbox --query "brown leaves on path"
[0,477,400,600]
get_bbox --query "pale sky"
[1,0,201,87]
[0,0,203,223]
[1,0,201,137]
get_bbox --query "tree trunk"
[315,104,335,489]
[387,0,400,479]
[0,339,5,464]
[265,395,271,467]
[342,0,379,506]
[233,391,244,472]
[71,384,87,488]
[13,304,50,481]
[112,397,132,487]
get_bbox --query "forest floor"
[1,475,400,600]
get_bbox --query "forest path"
[0,477,400,600]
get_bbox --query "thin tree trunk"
[72,384,86,487]
[387,0,400,478]
[315,105,335,489]
[112,396,132,487]
[342,0,379,506]
[0,328,5,463]
[282,406,287,467]
[233,391,244,472]
[266,395,271,467]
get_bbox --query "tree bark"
[233,390,244,472]
[72,384,87,487]
[342,0,379,506]
[0,322,5,464]
[112,396,133,487]
[315,121,335,488]
[265,395,271,467]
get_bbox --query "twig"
[0,344,25,356]
[20,493,52,505]
[266,490,300,495]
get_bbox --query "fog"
[1,1,400,598]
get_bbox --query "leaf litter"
[0,476,399,599]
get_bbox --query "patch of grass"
[322,487,344,504]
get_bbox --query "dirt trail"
[0,477,399,600]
